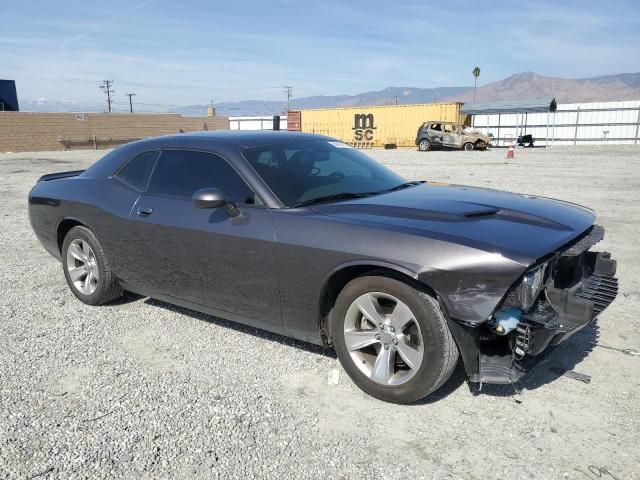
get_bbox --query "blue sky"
[2,0,639,106]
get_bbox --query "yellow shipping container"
[294,102,463,148]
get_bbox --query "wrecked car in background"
[29,131,618,403]
[416,121,491,151]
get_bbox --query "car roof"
[82,131,340,181]
[127,130,336,149]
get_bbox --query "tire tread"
[416,291,458,393]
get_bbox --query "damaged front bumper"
[450,225,619,385]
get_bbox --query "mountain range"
[18,72,640,117]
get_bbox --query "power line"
[125,93,136,113]
[99,80,114,113]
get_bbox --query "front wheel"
[62,226,122,305]
[463,142,475,151]
[418,139,431,151]
[331,275,459,403]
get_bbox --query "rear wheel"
[331,275,458,403]
[418,139,431,152]
[62,226,122,305]
[463,142,475,151]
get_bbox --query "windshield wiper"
[293,181,426,208]
[385,180,426,192]
[294,192,377,208]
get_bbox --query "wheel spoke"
[389,301,414,331]
[68,243,85,262]
[395,338,423,371]
[355,294,386,326]
[81,240,91,258]
[83,271,93,294]
[344,329,379,352]
[371,346,395,384]
[69,266,88,282]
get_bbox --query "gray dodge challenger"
[28,131,618,403]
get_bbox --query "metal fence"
[470,100,640,146]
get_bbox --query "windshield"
[242,140,406,207]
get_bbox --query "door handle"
[137,207,153,216]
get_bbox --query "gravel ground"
[1,145,639,479]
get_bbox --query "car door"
[128,149,281,325]
[101,150,159,284]
[442,124,462,148]
[428,123,444,146]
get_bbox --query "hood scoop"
[464,208,500,218]
[312,202,501,223]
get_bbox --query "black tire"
[417,139,431,152]
[463,142,475,151]
[331,275,458,404]
[62,226,122,305]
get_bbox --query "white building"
[468,99,640,146]
[229,116,287,131]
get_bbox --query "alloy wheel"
[343,292,424,385]
[66,238,99,295]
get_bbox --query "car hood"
[309,183,595,265]
[463,130,491,142]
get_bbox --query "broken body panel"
[466,227,617,384]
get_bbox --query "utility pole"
[126,93,136,113]
[283,86,293,112]
[100,80,114,113]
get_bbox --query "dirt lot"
[1,146,639,479]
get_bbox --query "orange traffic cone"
[506,144,515,159]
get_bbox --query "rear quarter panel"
[29,177,140,272]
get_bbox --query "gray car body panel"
[28,131,595,348]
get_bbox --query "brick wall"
[0,112,229,152]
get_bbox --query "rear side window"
[116,151,158,191]
[148,150,256,204]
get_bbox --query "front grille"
[577,273,619,314]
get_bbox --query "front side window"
[147,150,256,204]
[243,140,405,207]
[430,123,442,131]
[116,151,158,191]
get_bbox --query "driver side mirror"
[192,188,240,217]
